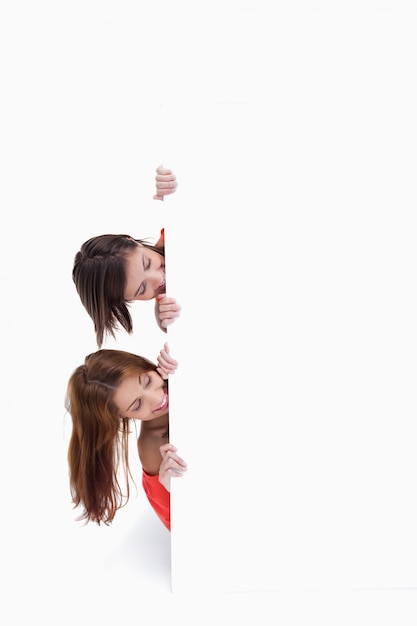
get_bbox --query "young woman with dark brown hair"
[72,165,181,347]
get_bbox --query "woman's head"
[73,235,165,347]
[66,349,169,525]
[67,349,169,426]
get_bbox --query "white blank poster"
[164,97,416,592]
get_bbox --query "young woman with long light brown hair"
[66,343,186,531]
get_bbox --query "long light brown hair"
[66,349,158,525]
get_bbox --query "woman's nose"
[148,268,164,285]
[144,387,161,407]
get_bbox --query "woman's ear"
[127,236,142,245]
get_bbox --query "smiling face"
[123,244,166,301]
[113,370,169,421]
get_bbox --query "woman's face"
[113,370,169,421]
[123,244,165,301]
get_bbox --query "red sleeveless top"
[142,470,170,531]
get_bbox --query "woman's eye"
[145,257,151,270]
[135,399,142,411]
[146,375,151,387]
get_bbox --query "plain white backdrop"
[1,1,417,624]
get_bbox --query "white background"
[1,1,417,624]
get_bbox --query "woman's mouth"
[156,271,166,295]
[154,390,168,412]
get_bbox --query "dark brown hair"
[72,235,164,347]
[66,349,159,525]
